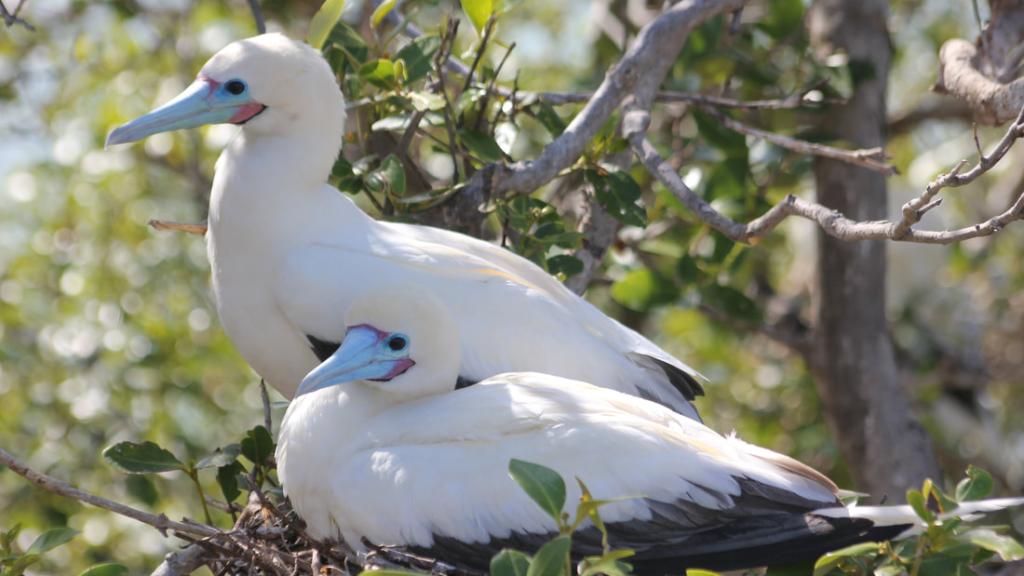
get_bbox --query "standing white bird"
[106,33,704,418]
[276,289,1023,573]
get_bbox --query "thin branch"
[462,16,497,94]
[893,103,1024,238]
[247,0,266,34]
[149,219,208,235]
[698,105,896,175]
[937,38,1024,126]
[151,544,209,576]
[0,0,34,31]
[626,109,1024,245]
[530,87,828,109]
[260,378,273,432]
[0,446,220,539]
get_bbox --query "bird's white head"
[106,33,346,177]
[296,290,461,401]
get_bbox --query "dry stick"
[150,219,208,235]
[893,103,1024,238]
[531,87,828,109]
[0,0,33,30]
[0,446,220,539]
[698,105,896,175]
[247,0,266,34]
[461,16,497,94]
[627,112,1024,244]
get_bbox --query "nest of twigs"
[160,490,484,576]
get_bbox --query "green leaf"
[26,527,77,555]
[365,154,406,198]
[547,255,583,277]
[461,0,498,34]
[956,466,993,501]
[370,0,398,28]
[7,553,41,575]
[611,268,678,312]
[217,461,244,503]
[308,0,347,50]
[693,109,747,158]
[526,535,572,576]
[195,444,241,470]
[395,36,441,83]
[490,548,532,576]
[240,425,275,466]
[700,284,760,322]
[459,129,506,163]
[585,169,646,227]
[580,551,634,576]
[103,441,184,474]
[686,571,722,576]
[765,563,815,576]
[78,563,130,576]
[959,528,1024,561]
[813,542,879,576]
[535,102,566,137]
[359,59,398,88]
[508,459,566,522]
[758,0,804,39]
[906,488,934,523]
[325,21,368,66]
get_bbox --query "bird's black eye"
[387,335,408,352]
[225,79,247,95]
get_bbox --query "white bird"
[276,289,1022,573]
[106,33,704,419]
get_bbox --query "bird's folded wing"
[276,235,705,416]
[332,376,838,556]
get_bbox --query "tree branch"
[247,0,266,34]
[0,0,33,31]
[0,446,220,539]
[626,108,1024,244]
[937,39,1024,126]
[698,105,896,175]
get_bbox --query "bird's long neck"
[207,127,359,247]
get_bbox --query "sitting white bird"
[276,290,1022,573]
[106,33,704,419]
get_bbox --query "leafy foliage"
[2,0,1024,574]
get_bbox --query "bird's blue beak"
[105,78,264,146]
[296,325,415,397]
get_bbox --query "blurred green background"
[1,0,1023,573]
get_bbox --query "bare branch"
[530,86,828,110]
[0,446,220,539]
[698,105,896,175]
[0,0,33,31]
[893,103,1024,238]
[149,219,208,235]
[247,0,266,34]
[937,39,1024,126]
[494,0,750,195]
[150,544,209,576]
[627,117,1024,245]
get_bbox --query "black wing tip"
[644,355,705,400]
[306,334,340,362]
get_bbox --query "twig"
[698,105,896,175]
[462,16,497,94]
[530,87,828,109]
[247,0,266,34]
[0,0,34,31]
[151,544,210,576]
[627,120,1024,244]
[260,379,273,433]
[0,446,220,538]
[893,103,1024,238]
[149,219,208,235]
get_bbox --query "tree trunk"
[807,0,940,500]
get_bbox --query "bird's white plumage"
[185,34,705,417]
[276,290,840,560]
[277,291,1024,571]
[278,371,837,551]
